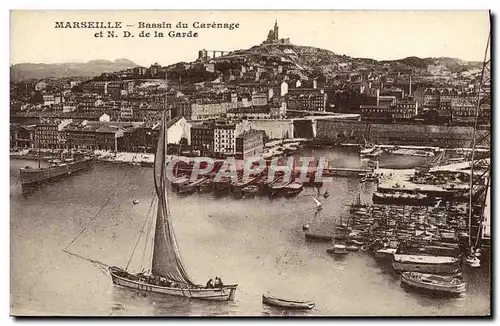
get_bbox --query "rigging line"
[62,249,110,270]
[126,189,157,271]
[64,168,130,251]
[140,196,156,269]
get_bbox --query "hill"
[10,58,138,81]
[172,43,482,80]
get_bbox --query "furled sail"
[152,111,196,286]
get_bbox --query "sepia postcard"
[9,10,491,317]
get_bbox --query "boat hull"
[304,232,333,242]
[19,158,94,186]
[109,267,237,301]
[262,295,315,310]
[372,193,440,206]
[392,261,461,275]
[401,272,466,296]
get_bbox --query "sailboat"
[326,215,349,256]
[312,197,323,210]
[109,110,238,301]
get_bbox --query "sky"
[10,10,490,66]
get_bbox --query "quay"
[327,167,372,177]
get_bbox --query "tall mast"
[38,114,41,168]
[468,26,490,249]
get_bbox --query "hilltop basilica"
[262,20,291,45]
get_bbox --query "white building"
[251,92,268,106]
[213,120,250,155]
[166,117,192,145]
[99,113,111,122]
[190,102,232,120]
[43,95,55,106]
[280,81,288,96]
[120,107,134,120]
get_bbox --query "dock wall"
[248,119,295,139]
[316,120,476,148]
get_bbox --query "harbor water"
[10,148,490,316]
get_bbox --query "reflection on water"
[10,150,490,316]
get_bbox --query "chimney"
[376,89,380,106]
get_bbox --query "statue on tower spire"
[273,19,279,41]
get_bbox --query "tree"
[30,91,43,104]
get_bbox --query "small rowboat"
[326,244,349,256]
[401,272,466,296]
[262,294,315,310]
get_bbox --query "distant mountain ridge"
[10,58,138,81]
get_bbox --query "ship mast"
[467,24,491,250]
[38,114,41,168]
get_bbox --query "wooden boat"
[327,213,350,256]
[304,232,333,242]
[171,176,190,189]
[327,244,349,255]
[401,272,466,296]
[269,178,304,197]
[372,191,440,206]
[107,110,238,301]
[177,177,208,195]
[346,245,360,252]
[374,247,397,260]
[241,185,260,197]
[262,294,315,310]
[392,252,461,275]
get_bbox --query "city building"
[251,92,268,106]
[120,107,134,120]
[43,95,56,106]
[226,106,271,119]
[94,125,125,151]
[10,124,35,148]
[191,123,215,155]
[235,129,265,159]
[190,101,233,120]
[166,116,191,145]
[286,88,327,112]
[82,81,108,95]
[360,97,417,122]
[213,120,251,156]
[34,120,60,149]
[133,66,147,76]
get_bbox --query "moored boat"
[327,244,349,256]
[262,294,315,310]
[304,232,333,242]
[372,191,440,206]
[20,152,94,189]
[177,177,208,195]
[401,272,466,296]
[241,185,260,197]
[171,176,190,189]
[392,251,461,275]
